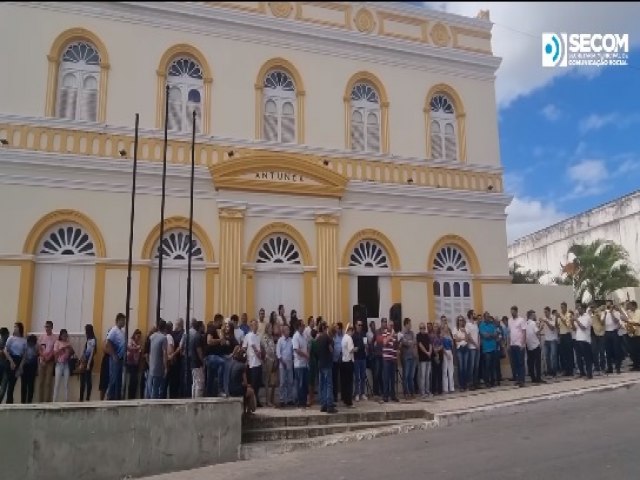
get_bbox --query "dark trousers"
[373,356,383,396]
[79,369,93,401]
[249,365,263,405]
[573,340,583,376]
[340,361,354,406]
[21,362,37,403]
[591,335,606,372]
[483,351,496,387]
[629,336,640,369]
[577,341,593,378]
[126,364,139,399]
[167,360,182,399]
[431,358,443,394]
[295,367,309,407]
[510,346,525,385]
[5,355,22,404]
[382,360,396,400]
[604,331,621,372]
[559,334,574,375]
[527,347,542,383]
[494,350,502,383]
[332,361,341,402]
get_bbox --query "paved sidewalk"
[138,371,640,479]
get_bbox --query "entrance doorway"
[358,275,380,319]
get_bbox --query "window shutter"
[351,109,365,151]
[167,87,182,131]
[444,123,457,160]
[187,89,202,133]
[263,99,278,141]
[281,102,295,143]
[82,90,98,122]
[430,120,443,159]
[366,112,380,153]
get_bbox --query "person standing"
[105,313,126,400]
[372,319,388,398]
[0,328,9,403]
[525,310,543,384]
[19,334,39,403]
[540,307,559,378]
[261,323,278,407]
[352,320,367,402]
[602,300,622,374]
[400,318,417,399]
[79,324,97,401]
[169,318,185,398]
[37,320,56,402]
[243,319,264,407]
[465,310,480,390]
[148,320,169,399]
[292,322,310,408]
[430,323,443,395]
[416,323,432,398]
[204,318,225,397]
[620,301,640,370]
[332,322,344,404]
[479,313,498,388]
[382,323,400,402]
[126,329,142,399]
[591,305,606,375]
[441,324,455,394]
[276,325,294,407]
[316,322,337,413]
[52,329,74,402]
[4,322,27,404]
[340,324,355,407]
[508,306,527,387]
[558,302,574,376]
[575,304,594,379]
[453,316,470,391]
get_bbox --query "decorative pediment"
[209,152,348,198]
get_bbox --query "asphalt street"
[148,384,640,480]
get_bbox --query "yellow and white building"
[0,1,517,343]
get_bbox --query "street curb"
[433,379,640,427]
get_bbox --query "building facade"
[508,190,640,299]
[0,2,512,341]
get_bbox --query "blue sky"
[421,2,640,241]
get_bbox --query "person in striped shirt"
[381,324,400,403]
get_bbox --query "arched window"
[263,70,296,143]
[154,230,204,262]
[56,42,101,121]
[432,245,472,326]
[166,57,204,133]
[349,240,389,269]
[429,94,457,161]
[350,82,381,153]
[256,235,301,265]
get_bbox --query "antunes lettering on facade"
[255,171,305,182]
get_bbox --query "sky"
[421,2,640,243]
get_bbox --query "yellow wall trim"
[23,209,107,257]
[141,216,215,261]
[254,57,306,144]
[343,71,390,154]
[45,28,110,122]
[155,44,213,134]
[210,151,349,198]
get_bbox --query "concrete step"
[242,420,400,442]
[239,418,439,460]
[242,407,432,430]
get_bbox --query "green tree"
[509,262,547,284]
[565,240,639,302]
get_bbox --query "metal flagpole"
[156,85,170,328]
[184,110,196,396]
[122,113,140,400]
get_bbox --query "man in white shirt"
[303,316,316,341]
[292,322,309,408]
[508,306,527,387]
[575,304,594,379]
[242,319,264,407]
[525,310,543,384]
[341,324,355,408]
[540,306,559,377]
[465,310,480,390]
[601,300,622,374]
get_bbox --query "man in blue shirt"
[479,312,498,388]
[105,313,126,400]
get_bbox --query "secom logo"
[542,33,568,67]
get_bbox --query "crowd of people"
[1,300,638,414]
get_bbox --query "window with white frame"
[430,94,457,161]
[263,70,296,143]
[350,82,380,153]
[166,57,204,133]
[432,245,472,327]
[56,42,101,122]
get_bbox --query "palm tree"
[563,240,639,302]
[509,262,547,284]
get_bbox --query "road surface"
[147,384,640,480]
